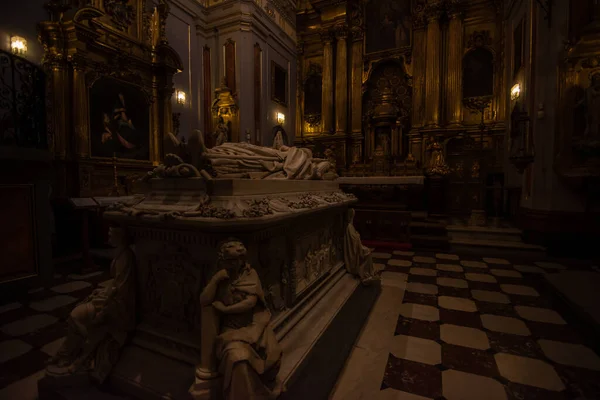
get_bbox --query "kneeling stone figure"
[46,226,136,384]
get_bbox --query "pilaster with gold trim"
[424,2,443,127]
[71,54,90,158]
[446,2,464,126]
[350,27,364,163]
[296,42,304,142]
[411,13,427,130]
[335,25,348,135]
[321,30,334,134]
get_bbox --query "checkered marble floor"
[0,269,111,399]
[332,250,600,400]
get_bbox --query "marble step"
[411,234,450,251]
[411,221,447,235]
[447,224,523,243]
[450,237,545,251]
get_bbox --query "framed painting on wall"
[365,0,412,54]
[271,61,288,107]
[89,76,150,160]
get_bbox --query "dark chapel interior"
[1,0,600,399]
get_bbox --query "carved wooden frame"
[38,1,183,196]
[271,60,288,107]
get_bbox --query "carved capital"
[412,13,427,29]
[69,52,88,70]
[425,2,444,22]
[334,25,349,40]
[320,30,334,43]
[446,0,465,19]
[351,26,364,41]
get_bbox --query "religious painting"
[89,77,150,160]
[513,18,524,78]
[462,48,494,99]
[271,61,288,107]
[365,0,412,54]
[572,73,600,140]
[303,62,322,127]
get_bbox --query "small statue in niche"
[425,138,450,176]
[46,226,136,384]
[213,117,230,147]
[197,238,283,400]
[344,209,382,285]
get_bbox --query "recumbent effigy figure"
[197,238,283,400]
[164,129,334,180]
[46,226,136,384]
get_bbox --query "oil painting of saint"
[365,0,412,54]
[90,77,150,160]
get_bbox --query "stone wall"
[169,0,297,144]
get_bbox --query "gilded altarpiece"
[556,2,600,182]
[38,0,183,197]
[362,60,412,161]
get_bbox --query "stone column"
[411,16,427,130]
[321,30,335,134]
[446,5,464,126]
[424,3,443,127]
[335,25,348,135]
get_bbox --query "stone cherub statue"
[344,209,381,285]
[160,129,334,180]
[194,238,283,400]
[46,226,136,384]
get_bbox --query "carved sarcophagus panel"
[128,227,218,364]
[289,212,345,300]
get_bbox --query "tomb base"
[39,178,377,399]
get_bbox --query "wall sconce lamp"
[10,36,27,56]
[175,90,186,105]
[510,84,521,101]
[276,112,285,125]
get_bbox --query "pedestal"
[426,175,447,217]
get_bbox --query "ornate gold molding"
[425,2,444,22]
[334,24,348,40]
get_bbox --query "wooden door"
[445,137,486,216]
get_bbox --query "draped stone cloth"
[214,264,283,400]
[49,247,136,383]
[205,142,324,180]
[343,209,380,284]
